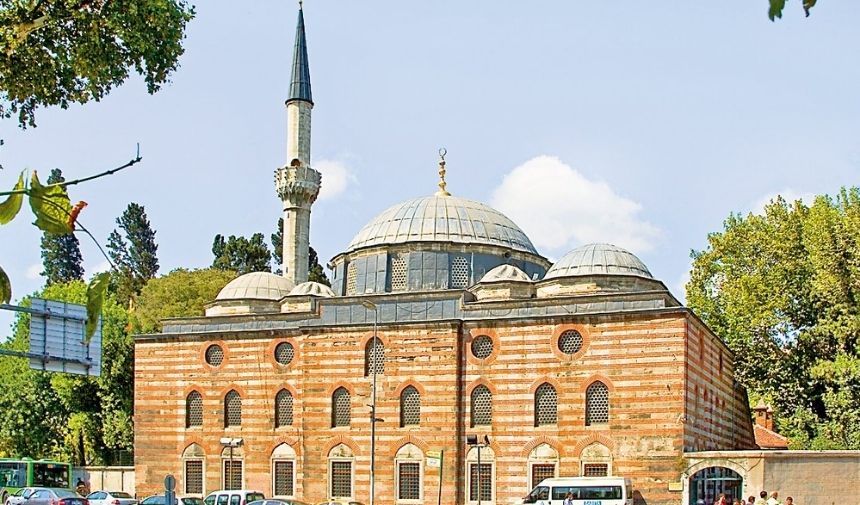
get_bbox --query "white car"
[87,491,138,505]
[5,487,38,505]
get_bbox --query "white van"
[203,490,265,505]
[516,477,634,505]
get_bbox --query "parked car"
[248,500,309,505]
[315,501,365,505]
[86,491,137,505]
[5,488,37,505]
[204,491,265,505]
[22,488,87,505]
[139,496,202,505]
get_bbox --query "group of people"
[713,490,794,505]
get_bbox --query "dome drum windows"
[451,255,471,289]
[389,253,408,292]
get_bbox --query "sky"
[1,1,858,336]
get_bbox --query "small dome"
[479,264,531,283]
[544,243,652,280]
[288,281,336,297]
[345,194,538,255]
[216,272,295,301]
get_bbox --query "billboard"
[28,298,102,376]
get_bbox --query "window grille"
[471,385,492,426]
[471,335,493,359]
[205,345,224,366]
[390,254,407,291]
[330,461,352,498]
[398,462,420,500]
[332,387,351,427]
[222,460,242,490]
[585,381,609,425]
[186,391,203,428]
[274,342,294,366]
[558,329,583,354]
[365,338,384,376]
[346,263,358,295]
[451,256,470,289]
[225,390,241,427]
[275,389,293,427]
[531,463,555,489]
[468,463,492,501]
[400,386,421,427]
[273,460,294,496]
[185,459,203,494]
[583,463,608,477]
[534,383,558,426]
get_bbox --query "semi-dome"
[216,272,296,301]
[289,281,335,297]
[345,194,538,255]
[479,264,532,283]
[544,243,652,280]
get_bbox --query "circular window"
[471,335,494,359]
[205,344,224,366]
[274,342,294,366]
[558,329,583,354]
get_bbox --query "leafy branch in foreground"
[769,0,818,21]
[0,151,142,340]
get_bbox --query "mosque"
[133,7,758,505]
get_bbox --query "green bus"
[0,459,72,502]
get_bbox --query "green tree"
[107,203,159,304]
[686,188,860,449]
[212,233,271,275]
[39,169,84,285]
[134,268,236,334]
[271,217,330,285]
[769,0,818,21]
[0,1,195,128]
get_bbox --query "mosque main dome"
[345,194,538,255]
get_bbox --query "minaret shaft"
[287,101,312,166]
[282,206,311,284]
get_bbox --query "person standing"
[563,492,574,505]
[767,491,781,505]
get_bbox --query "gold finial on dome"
[436,147,451,196]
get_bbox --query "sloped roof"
[754,424,789,449]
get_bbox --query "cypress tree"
[107,203,159,303]
[40,169,84,285]
[271,217,329,285]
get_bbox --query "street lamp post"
[466,435,490,505]
[360,300,379,505]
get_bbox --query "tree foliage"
[40,169,84,285]
[769,0,817,21]
[211,233,271,275]
[107,202,159,304]
[687,188,860,449]
[0,0,195,128]
[134,268,236,334]
[271,217,330,285]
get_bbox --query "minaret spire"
[276,4,320,285]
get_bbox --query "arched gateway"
[689,466,743,505]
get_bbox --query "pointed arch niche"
[527,443,559,490]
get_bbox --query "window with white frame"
[220,446,244,490]
[271,443,296,497]
[466,446,494,503]
[395,443,423,501]
[182,443,205,495]
[527,443,558,490]
[328,444,354,499]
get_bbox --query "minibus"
[517,477,634,505]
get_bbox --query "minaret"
[275,4,321,285]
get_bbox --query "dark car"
[140,497,202,505]
[23,488,87,505]
[248,500,310,505]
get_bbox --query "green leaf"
[29,171,73,234]
[85,272,110,342]
[0,172,25,224]
[769,0,786,21]
[803,0,817,17]
[0,264,10,304]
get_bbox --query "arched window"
[332,387,351,427]
[534,383,557,426]
[225,390,241,427]
[395,444,423,500]
[328,444,355,499]
[365,338,384,376]
[471,385,492,427]
[221,445,244,490]
[182,443,205,495]
[580,442,612,476]
[186,391,203,428]
[585,381,609,426]
[400,386,421,427]
[466,445,494,502]
[275,389,293,428]
[528,443,559,490]
[271,443,297,497]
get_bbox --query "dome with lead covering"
[345,194,538,255]
[289,281,336,297]
[479,264,532,283]
[544,243,652,280]
[216,272,296,301]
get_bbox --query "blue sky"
[1,1,858,336]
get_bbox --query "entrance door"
[689,467,743,505]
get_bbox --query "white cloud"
[490,155,660,254]
[751,189,815,215]
[25,263,42,280]
[674,265,691,305]
[314,159,356,201]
